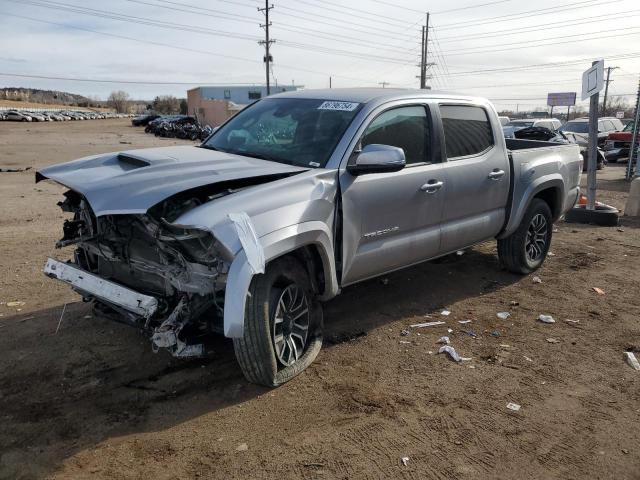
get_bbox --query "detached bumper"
[44,258,158,319]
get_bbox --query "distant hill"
[0,87,100,107]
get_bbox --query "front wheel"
[498,199,552,274]
[233,256,323,387]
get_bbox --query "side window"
[598,120,606,132]
[440,105,494,159]
[604,120,615,131]
[361,105,430,165]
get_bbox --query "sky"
[0,0,639,111]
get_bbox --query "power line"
[443,52,640,77]
[437,0,615,29]
[436,9,640,43]
[432,0,515,15]
[438,26,640,57]
[5,0,416,65]
[3,13,379,83]
[0,72,265,85]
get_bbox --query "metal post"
[567,105,571,122]
[586,60,599,211]
[329,76,332,88]
[550,106,554,118]
[629,78,640,179]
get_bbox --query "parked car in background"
[558,117,623,170]
[498,116,510,126]
[604,121,636,162]
[132,114,160,126]
[39,89,582,387]
[503,118,561,138]
[4,110,32,122]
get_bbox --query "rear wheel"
[498,199,552,274]
[233,256,323,387]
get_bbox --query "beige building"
[187,85,300,127]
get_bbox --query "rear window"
[440,105,494,159]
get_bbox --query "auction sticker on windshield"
[317,101,360,111]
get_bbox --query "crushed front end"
[45,189,230,357]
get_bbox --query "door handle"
[488,169,505,180]
[420,180,444,193]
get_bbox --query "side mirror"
[347,144,406,176]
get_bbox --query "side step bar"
[44,258,158,319]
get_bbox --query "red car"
[604,121,636,162]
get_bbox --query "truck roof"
[269,87,483,104]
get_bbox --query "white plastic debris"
[436,336,450,345]
[401,457,410,466]
[458,320,472,324]
[506,402,521,412]
[440,309,451,316]
[624,352,640,371]
[497,312,510,320]
[546,338,560,344]
[447,328,454,333]
[228,212,265,274]
[564,319,580,324]
[6,301,25,308]
[538,314,555,324]
[532,276,542,284]
[456,250,465,256]
[410,321,445,328]
[438,345,471,362]
[523,356,533,362]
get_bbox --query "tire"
[233,256,323,387]
[498,199,552,274]
[564,204,619,226]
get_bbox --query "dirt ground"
[1,119,639,480]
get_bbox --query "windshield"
[506,121,534,127]
[623,122,634,132]
[203,98,362,167]
[559,122,589,133]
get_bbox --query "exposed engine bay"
[51,188,234,357]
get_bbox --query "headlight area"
[49,191,229,358]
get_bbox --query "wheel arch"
[223,221,338,338]
[498,176,564,239]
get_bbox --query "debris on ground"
[436,336,450,345]
[532,276,542,284]
[399,341,411,345]
[624,352,640,371]
[461,330,477,338]
[546,338,560,344]
[564,319,580,324]
[400,329,410,336]
[506,402,521,412]
[0,166,32,173]
[380,278,389,286]
[440,309,451,316]
[456,250,465,256]
[447,328,454,333]
[458,320,472,324]
[6,301,26,308]
[548,252,556,257]
[236,443,249,452]
[510,301,520,306]
[410,321,445,328]
[401,457,410,466]
[523,356,533,362]
[538,314,555,324]
[497,312,510,320]
[491,330,501,337]
[592,287,605,295]
[438,345,471,362]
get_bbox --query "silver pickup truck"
[38,89,582,386]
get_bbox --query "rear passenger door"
[436,104,511,253]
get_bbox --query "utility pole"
[424,12,430,88]
[419,25,425,89]
[258,1,275,96]
[329,76,332,88]
[378,81,390,88]
[602,66,619,115]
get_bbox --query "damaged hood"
[36,146,308,216]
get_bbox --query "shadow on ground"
[0,248,520,479]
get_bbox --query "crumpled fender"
[223,220,338,338]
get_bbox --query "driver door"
[339,103,445,286]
